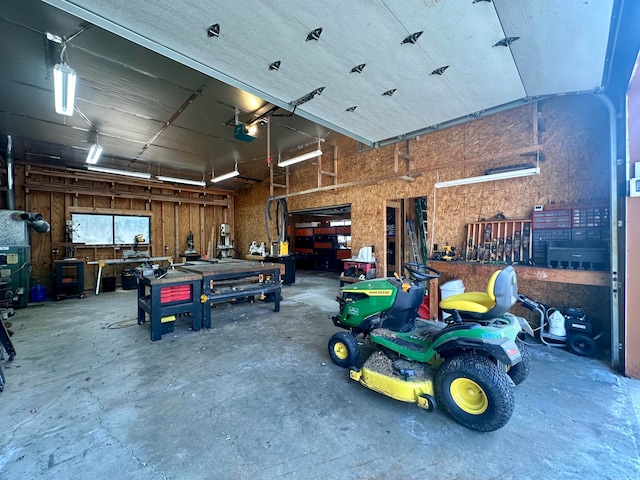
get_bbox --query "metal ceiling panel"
[0,79,79,128]
[70,28,209,90]
[70,50,198,119]
[170,94,243,139]
[1,0,82,44]
[1,115,93,154]
[151,125,266,162]
[137,144,220,172]
[494,0,615,96]
[0,24,52,91]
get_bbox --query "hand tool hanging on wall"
[513,231,521,263]
[522,223,531,263]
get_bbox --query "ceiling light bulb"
[53,63,76,116]
[434,167,540,188]
[246,124,258,137]
[211,169,240,183]
[157,175,207,187]
[278,149,322,167]
[87,165,151,179]
[85,144,103,164]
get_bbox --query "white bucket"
[440,279,465,320]
[548,310,567,337]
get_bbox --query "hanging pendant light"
[53,42,76,116]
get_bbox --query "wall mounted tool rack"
[465,219,532,264]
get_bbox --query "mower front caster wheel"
[328,332,360,368]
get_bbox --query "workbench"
[137,269,202,341]
[426,260,611,321]
[180,259,284,329]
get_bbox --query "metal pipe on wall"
[592,92,621,370]
[6,134,15,210]
[10,211,51,233]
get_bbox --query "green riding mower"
[328,263,533,432]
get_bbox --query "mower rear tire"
[435,353,514,432]
[507,339,531,385]
[328,332,360,368]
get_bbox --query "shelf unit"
[54,260,85,300]
[531,204,609,269]
[294,226,351,272]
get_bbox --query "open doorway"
[386,201,401,276]
[289,204,351,272]
[385,197,429,276]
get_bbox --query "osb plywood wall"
[9,165,233,292]
[236,95,611,328]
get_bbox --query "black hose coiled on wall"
[264,196,288,244]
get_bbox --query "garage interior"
[2,0,640,478]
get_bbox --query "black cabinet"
[294,226,351,272]
[54,260,85,300]
[265,255,295,285]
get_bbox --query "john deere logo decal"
[363,289,393,296]
[348,306,359,315]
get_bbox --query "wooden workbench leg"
[429,278,439,321]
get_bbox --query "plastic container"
[440,279,465,319]
[30,281,46,302]
[102,276,116,292]
[120,269,138,290]
[548,310,567,338]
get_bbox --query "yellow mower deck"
[349,351,435,410]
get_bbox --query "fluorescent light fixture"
[85,143,103,164]
[434,167,540,188]
[87,165,151,179]
[53,63,77,116]
[278,149,322,167]
[211,169,240,183]
[157,175,206,187]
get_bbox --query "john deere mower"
[328,263,532,432]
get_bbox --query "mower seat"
[439,266,518,320]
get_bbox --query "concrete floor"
[1,270,640,480]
